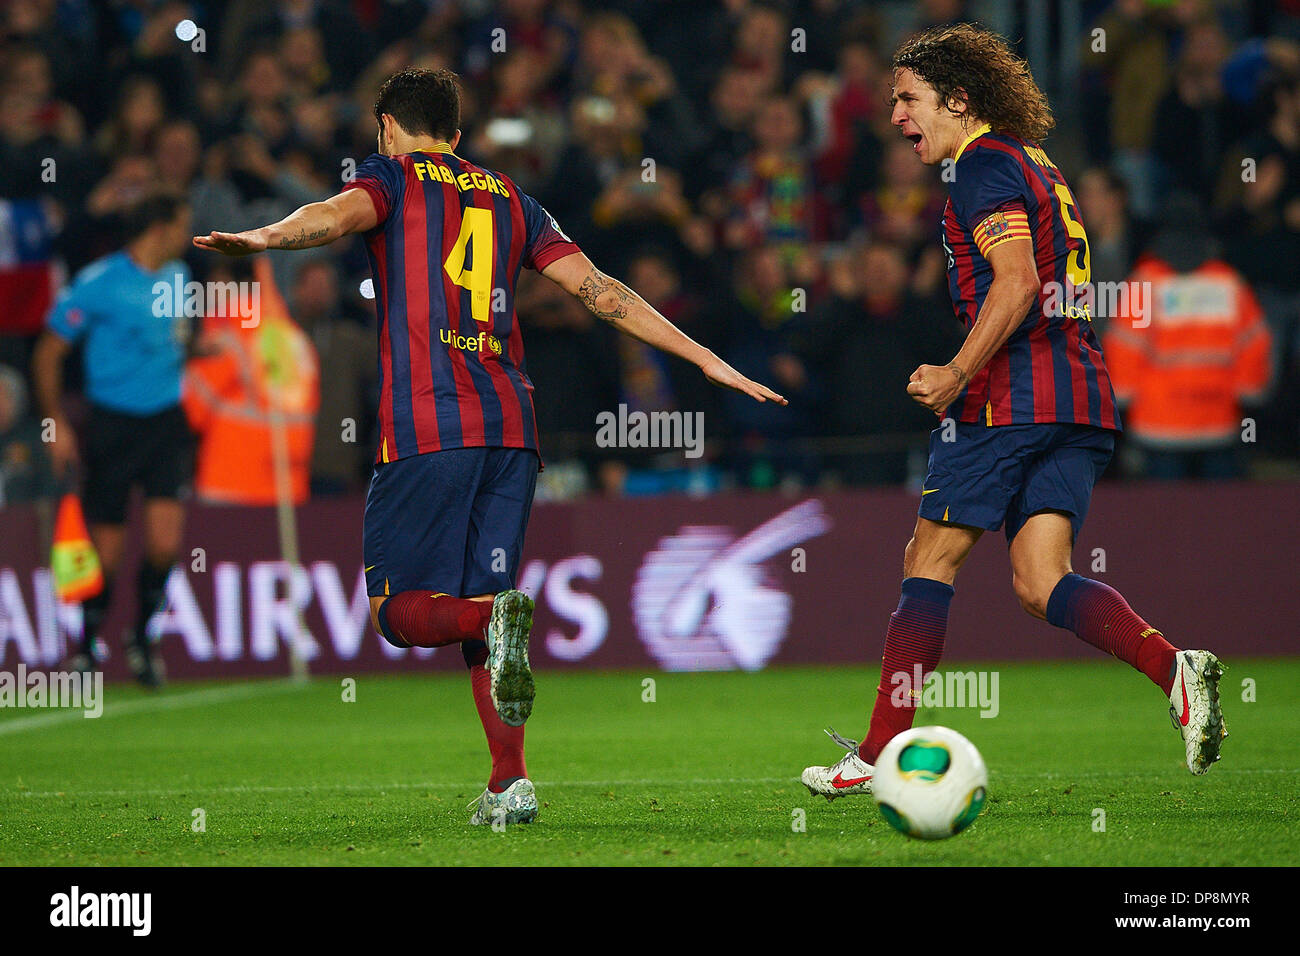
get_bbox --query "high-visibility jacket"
[1103,256,1272,447]
[182,260,319,505]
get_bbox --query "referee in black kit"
[33,194,199,687]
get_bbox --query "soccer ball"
[872,726,988,840]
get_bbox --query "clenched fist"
[906,363,969,416]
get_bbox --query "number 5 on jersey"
[1053,183,1090,288]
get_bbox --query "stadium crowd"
[1,0,1298,504]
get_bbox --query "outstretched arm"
[541,251,787,405]
[192,189,379,256]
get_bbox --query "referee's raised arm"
[193,188,379,256]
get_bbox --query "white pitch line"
[0,680,308,737]
[8,767,1296,801]
[8,777,797,800]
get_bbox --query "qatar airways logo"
[631,500,831,671]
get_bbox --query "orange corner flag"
[51,493,103,603]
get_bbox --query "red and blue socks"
[1046,573,1179,695]
[376,592,492,649]
[470,664,527,792]
[376,593,523,792]
[859,577,954,764]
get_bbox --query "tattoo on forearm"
[278,226,329,249]
[948,363,969,386]
[577,270,637,324]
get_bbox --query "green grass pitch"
[1,660,1296,866]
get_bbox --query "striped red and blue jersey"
[343,146,581,464]
[942,126,1120,430]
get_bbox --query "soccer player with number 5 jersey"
[195,69,786,826]
[801,25,1228,801]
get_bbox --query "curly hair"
[892,23,1054,144]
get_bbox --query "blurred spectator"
[183,257,319,506]
[280,26,334,99]
[1,44,82,146]
[1152,17,1247,205]
[515,268,620,484]
[1104,195,1272,479]
[1215,67,1300,457]
[219,0,374,91]
[0,197,61,348]
[2,0,96,112]
[290,259,377,496]
[209,130,336,295]
[543,92,695,268]
[617,247,719,424]
[1215,67,1300,299]
[804,36,888,197]
[728,2,791,92]
[717,244,816,487]
[575,11,699,167]
[93,74,165,160]
[857,138,946,256]
[232,49,295,152]
[469,50,567,195]
[115,1,201,120]
[1077,166,1142,336]
[460,0,576,91]
[0,362,55,505]
[691,67,763,205]
[725,96,821,254]
[789,241,963,485]
[152,120,239,240]
[1083,0,1200,218]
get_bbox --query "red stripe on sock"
[860,598,948,764]
[1061,579,1179,695]
[470,665,527,789]
[383,591,491,648]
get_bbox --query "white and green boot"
[468,778,539,826]
[1168,650,1228,775]
[486,590,535,727]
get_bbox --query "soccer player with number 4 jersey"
[196,69,785,826]
[801,25,1228,801]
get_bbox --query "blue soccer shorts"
[918,422,1115,542]
[363,446,539,599]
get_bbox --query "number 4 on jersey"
[444,207,495,324]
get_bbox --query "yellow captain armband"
[973,208,1031,257]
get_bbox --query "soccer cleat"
[66,652,97,675]
[124,631,164,689]
[467,777,539,826]
[486,590,535,727]
[1168,650,1227,775]
[801,728,874,801]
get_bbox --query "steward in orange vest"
[182,258,319,505]
[1104,241,1271,450]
